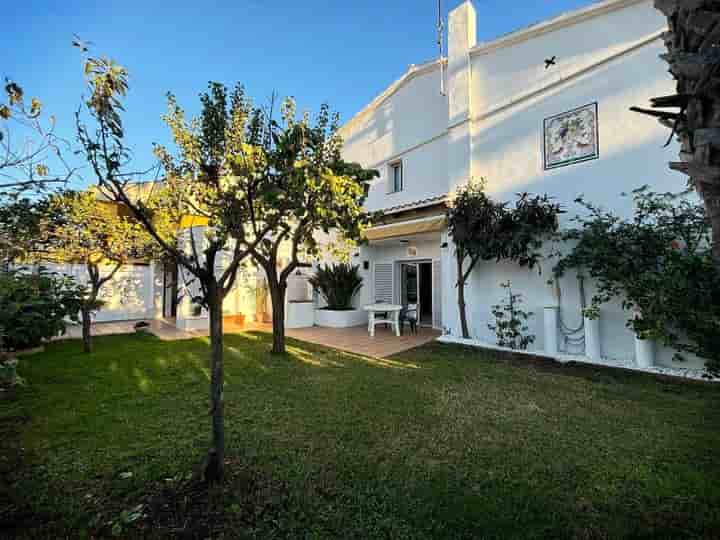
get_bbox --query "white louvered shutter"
[374,263,394,304]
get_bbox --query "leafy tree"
[76,59,276,481]
[245,98,377,353]
[0,197,50,267]
[36,191,156,353]
[446,179,561,338]
[0,79,76,196]
[554,187,720,375]
[632,2,720,270]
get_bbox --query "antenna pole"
[438,0,446,96]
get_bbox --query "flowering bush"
[554,187,720,374]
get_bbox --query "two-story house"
[341,0,698,369]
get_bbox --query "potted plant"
[309,263,367,328]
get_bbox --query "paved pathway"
[59,319,440,358]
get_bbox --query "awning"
[363,216,446,242]
[179,215,210,228]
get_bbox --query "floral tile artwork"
[543,102,599,170]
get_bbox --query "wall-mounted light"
[363,261,370,270]
[441,242,449,249]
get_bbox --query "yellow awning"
[179,215,210,228]
[363,216,446,242]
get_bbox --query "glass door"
[401,263,419,310]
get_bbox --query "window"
[388,161,403,193]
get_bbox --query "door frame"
[396,258,434,327]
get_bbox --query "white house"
[57,0,706,372]
[340,0,702,369]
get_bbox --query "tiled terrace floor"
[264,324,440,358]
[59,319,440,358]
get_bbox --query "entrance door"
[400,261,433,327]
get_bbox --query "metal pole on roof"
[438,0,446,96]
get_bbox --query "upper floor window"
[388,160,403,193]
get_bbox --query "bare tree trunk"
[205,282,225,483]
[456,254,471,339]
[268,276,286,354]
[81,307,92,353]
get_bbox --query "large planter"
[314,308,367,328]
[286,301,315,329]
[176,315,209,331]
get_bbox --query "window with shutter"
[374,263,394,303]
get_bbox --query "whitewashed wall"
[469,42,678,222]
[41,262,155,322]
[341,65,449,213]
[458,0,700,368]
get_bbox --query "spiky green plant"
[308,263,363,310]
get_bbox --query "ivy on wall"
[553,186,720,375]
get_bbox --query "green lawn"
[2,331,720,539]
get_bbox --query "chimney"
[446,1,477,193]
[447,0,477,125]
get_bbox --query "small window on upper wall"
[388,160,403,193]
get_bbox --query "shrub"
[0,268,84,350]
[308,264,362,310]
[488,281,535,350]
[0,357,24,387]
[553,187,720,375]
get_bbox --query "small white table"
[363,304,402,337]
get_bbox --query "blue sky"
[4,0,594,186]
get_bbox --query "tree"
[446,179,561,339]
[245,98,377,354]
[0,197,50,267]
[0,79,76,196]
[76,59,275,481]
[554,187,720,375]
[631,2,720,270]
[37,191,155,353]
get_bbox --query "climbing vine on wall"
[488,280,535,351]
[553,187,720,375]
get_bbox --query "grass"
[2,331,720,539]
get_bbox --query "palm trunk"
[699,182,720,271]
[206,282,225,482]
[456,254,471,339]
[81,307,92,353]
[268,276,286,354]
[639,1,720,270]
